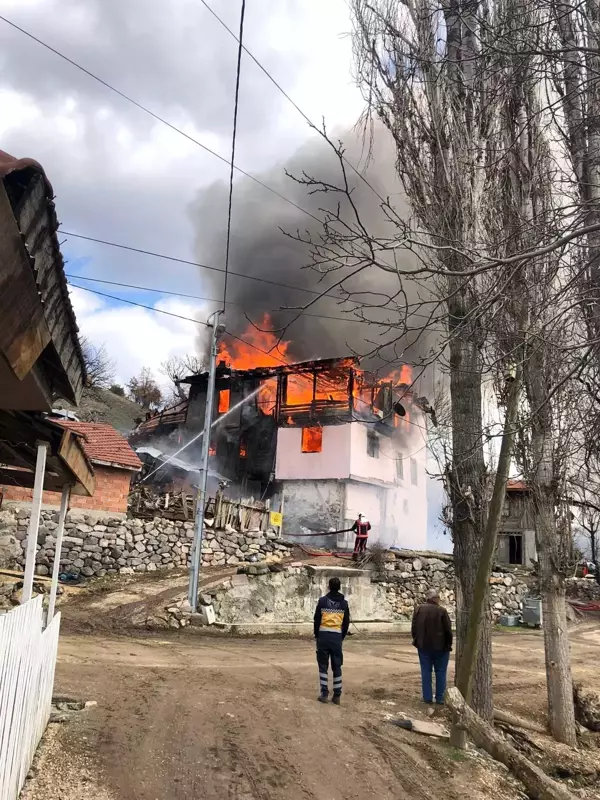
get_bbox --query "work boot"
[332,694,341,706]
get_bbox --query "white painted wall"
[346,415,428,550]
[275,424,351,480]
[275,416,428,551]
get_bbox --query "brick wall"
[1,465,134,513]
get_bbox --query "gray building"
[497,480,536,566]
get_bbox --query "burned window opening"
[218,389,230,414]
[301,426,323,453]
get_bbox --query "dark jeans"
[418,649,450,704]
[316,635,343,697]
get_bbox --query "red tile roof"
[506,479,529,492]
[55,420,142,471]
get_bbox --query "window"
[218,389,230,414]
[509,534,523,565]
[410,457,418,485]
[396,456,404,480]
[367,429,380,458]
[301,426,322,453]
[403,498,409,514]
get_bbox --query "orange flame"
[218,314,414,419]
[301,426,323,453]
[218,389,230,413]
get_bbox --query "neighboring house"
[497,479,536,566]
[132,356,428,550]
[2,421,141,513]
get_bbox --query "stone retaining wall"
[0,505,291,578]
[191,556,532,629]
[374,554,530,623]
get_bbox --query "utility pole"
[188,311,224,611]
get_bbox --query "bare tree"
[160,354,203,402]
[349,0,501,722]
[128,368,163,411]
[80,336,116,389]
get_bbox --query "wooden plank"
[0,598,59,800]
[0,183,51,382]
[58,429,95,497]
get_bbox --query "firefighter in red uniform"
[352,513,371,560]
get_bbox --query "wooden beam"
[47,484,70,622]
[22,442,48,603]
[58,428,95,497]
[446,688,575,800]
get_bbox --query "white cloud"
[69,287,209,388]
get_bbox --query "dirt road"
[22,624,600,800]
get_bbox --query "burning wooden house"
[132,343,428,550]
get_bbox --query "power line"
[68,280,432,435]
[198,0,389,207]
[64,273,402,327]
[0,13,320,224]
[61,230,344,299]
[68,282,212,327]
[222,0,246,307]
[62,231,445,328]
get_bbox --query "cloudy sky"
[0,0,448,548]
[0,0,367,386]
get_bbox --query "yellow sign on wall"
[270,511,283,527]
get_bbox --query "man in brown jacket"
[411,588,453,704]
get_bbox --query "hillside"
[54,387,144,435]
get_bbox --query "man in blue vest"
[314,577,350,704]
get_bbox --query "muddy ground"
[23,605,600,800]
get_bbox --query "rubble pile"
[566,577,600,601]
[372,553,531,623]
[0,505,291,579]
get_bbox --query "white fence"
[0,598,60,800]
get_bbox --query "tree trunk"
[447,688,576,800]
[449,310,491,723]
[532,434,578,747]
[452,366,522,746]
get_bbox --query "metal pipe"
[47,484,70,623]
[22,441,48,603]
[188,311,223,611]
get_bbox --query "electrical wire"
[67,282,434,436]
[63,273,399,327]
[68,282,211,327]
[61,231,349,300]
[0,13,320,224]
[221,0,246,308]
